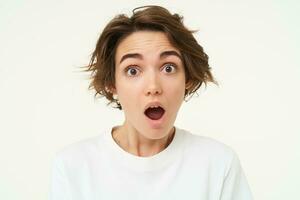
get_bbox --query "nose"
[145,71,162,96]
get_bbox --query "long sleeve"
[220,151,253,200]
[49,155,71,200]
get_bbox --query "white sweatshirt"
[49,127,253,200]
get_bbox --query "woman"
[49,5,253,200]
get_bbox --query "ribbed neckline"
[102,126,186,172]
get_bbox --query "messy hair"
[83,5,217,110]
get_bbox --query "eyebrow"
[119,50,182,64]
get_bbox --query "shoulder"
[53,133,106,167]
[179,128,238,166]
[180,128,235,154]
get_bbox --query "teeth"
[150,105,159,108]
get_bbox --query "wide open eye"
[162,63,177,74]
[125,66,140,77]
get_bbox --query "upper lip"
[144,101,165,113]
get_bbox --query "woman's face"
[113,31,186,139]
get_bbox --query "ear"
[185,81,193,91]
[105,86,117,94]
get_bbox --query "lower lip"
[144,111,166,129]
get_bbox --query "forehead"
[115,31,179,62]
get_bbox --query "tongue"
[145,107,165,120]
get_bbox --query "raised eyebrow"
[119,53,142,64]
[119,50,182,64]
[160,50,182,60]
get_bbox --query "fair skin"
[111,31,186,157]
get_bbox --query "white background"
[0,0,299,199]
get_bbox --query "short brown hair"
[83,5,217,110]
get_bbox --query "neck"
[112,125,175,157]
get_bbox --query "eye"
[125,66,140,77]
[162,63,177,74]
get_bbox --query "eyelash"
[125,63,177,77]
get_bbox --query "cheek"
[169,87,185,104]
[165,77,186,98]
[164,80,185,110]
[115,79,143,111]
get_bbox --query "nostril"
[147,88,162,95]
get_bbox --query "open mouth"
[144,106,165,120]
